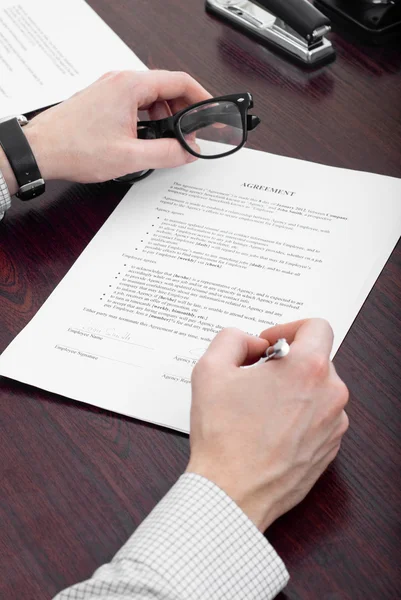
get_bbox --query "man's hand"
[187,319,349,532]
[2,70,210,194]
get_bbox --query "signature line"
[70,329,154,350]
[57,345,140,368]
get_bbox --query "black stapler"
[314,0,401,44]
[205,0,336,67]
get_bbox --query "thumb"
[202,328,269,369]
[129,137,200,171]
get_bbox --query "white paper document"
[0,0,146,116]
[1,143,400,431]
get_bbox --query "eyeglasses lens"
[179,101,244,157]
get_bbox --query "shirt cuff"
[0,168,12,217]
[110,473,289,599]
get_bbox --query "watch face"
[0,115,28,126]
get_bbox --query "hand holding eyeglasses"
[115,92,260,184]
[6,70,259,195]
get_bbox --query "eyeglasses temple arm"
[136,113,261,137]
[180,112,260,135]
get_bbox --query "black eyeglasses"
[115,93,260,185]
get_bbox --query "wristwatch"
[0,115,45,200]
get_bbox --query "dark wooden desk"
[1,1,400,598]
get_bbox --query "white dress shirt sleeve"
[0,168,12,222]
[54,473,289,600]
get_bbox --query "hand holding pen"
[187,319,349,532]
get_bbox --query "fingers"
[148,100,171,121]
[201,328,269,369]
[128,137,199,170]
[291,318,334,359]
[92,70,209,172]
[96,71,120,82]
[260,318,334,361]
[135,70,211,110]
[167,99,190,117]
[259,319,307,346]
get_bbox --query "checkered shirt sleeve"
[0,168,11,222]
[54,473,289,600]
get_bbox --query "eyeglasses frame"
[114,92,260,185]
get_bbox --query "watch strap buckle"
[16,178,46,200]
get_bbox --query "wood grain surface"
[1,1,400,598]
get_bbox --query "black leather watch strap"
[0,117,45,200]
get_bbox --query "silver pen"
[261,338,290,362]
